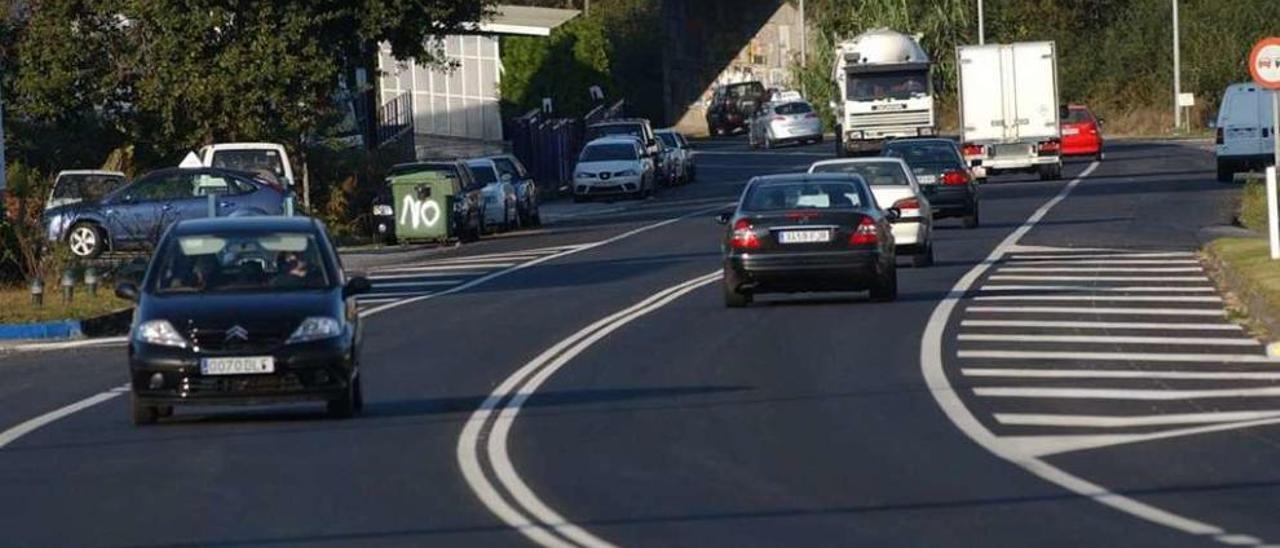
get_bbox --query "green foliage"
[1239,176,1269,233]
[500,17,613,119]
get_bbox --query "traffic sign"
[1249,37,1280,90]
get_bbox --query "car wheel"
[131,393,159,426]
[962,204,980,229]
[870,263,899,302]
[911,241,935,268]
[1038,165,1057,181]
[724,281,752,308]
[327,377,359,418]
[67,222,104,259]
[1217,160,1234,183]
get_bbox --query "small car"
[45,167,285,258]
[46,170,127,211]
[749,100,823,149]
[573,137,656,202]
[881,139,980,229]
[115,216,371,425]
[466,159,520,232]
[371,160,486,243]
[653,134,681,186]
[481,154,541,226]
[656,129,696,183]
[706,81,767,136]
[808,158,935,267]
[718,173,900,307]
[1060,104,1104,160]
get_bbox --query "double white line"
[456,270,723,548]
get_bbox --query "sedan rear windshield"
[744,182,867,211]
[581,144,638,162]
[587,125,645,141]
[883,142,962,167]
[773,102,813,115]
[1062,108,1094,124]
[153,231,331,294]
[811,162,910,186]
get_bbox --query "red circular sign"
[1249,37,1280,90]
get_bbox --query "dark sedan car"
[882,138,980,228]
[115,216,371,425]
[719,173,899,307]
[46,167,285,258]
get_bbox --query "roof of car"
[56,169,126,177]
[750,172,867,185]
[584,136,643,147]
[809,157,909,170]
[883,138,957,147]
[654,129,682,135]
[173,215,321,235]
[588,118,651,127]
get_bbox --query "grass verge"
[1205,238,1280,341]
[0,284,130,325]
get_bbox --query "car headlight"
[135,320,188,348]
[372,204,393,216]
[618,169,639,177]
[287,317,342,344]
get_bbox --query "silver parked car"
[467,159,521,232]
[656,129,696,184]
[749,100,824,149]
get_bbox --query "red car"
[1060,105,1104,159]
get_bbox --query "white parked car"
[466,159,520,231]
[808,157,935,267]
[749,100,824,149]
[1215,82,1276,182]
[656,129,696,184]
[573,137,656,202]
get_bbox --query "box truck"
[957,42,1063,181]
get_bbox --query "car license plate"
[917,175,937,185]
[201,356,275,375]
[778,230,831,244]
[1062,127,1079,135]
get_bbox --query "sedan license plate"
[1062,127,1079,135]
[778,230,831,244]
[916,175,938,185]
[201,356,275,375]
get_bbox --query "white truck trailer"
[831,29,937,156]
[957,42,1063,181]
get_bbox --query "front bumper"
[726,250,886,293]
[574,176,643,196]
[130,339,355,405]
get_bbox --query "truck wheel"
[1038,165,1057,181]
[1217,160,1234,183]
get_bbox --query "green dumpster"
[389,170,456,243]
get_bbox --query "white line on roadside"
[979,285,1217,293]
[0,336,130,354]
[368,271,488,280]
[960,320,1242,330]
[961,368,1280,380]
[989,275,1209,282]
[1006,252,1196,260]
[967,306,1224,316]
[920,158,1261,540]
[976,386,1280,400]
[357,292,436,301]
[0,384,129,449]
[376,263,518,273]
[957,334,1259,346]
[973,295,1222,303]
[1001,259,1201,266]
[994,411,1280,428]
[370,280,462,288]
[957,350,1279,363]
[996,267,1204,273]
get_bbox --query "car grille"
[180,373,306,395]
[188,326,290,353]
[848,110,931,128]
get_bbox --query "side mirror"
[715,211,733,225]
[344,275,372,298]
[115,282,140,302]
[1097,119,1106,127]
[885,207,902,221]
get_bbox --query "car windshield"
[883,142,962,167]
[846,70,929,101]
[469,164,498,184]
[657,133,679,147]
[811,162,910,186]
[210,150,287,179]
[587,124,645,141]
[1063,108,1094,123]
[726,83,764,98]
[153,231,331,294]
[744,181,866,211]
[581,144,637,162]
[51,173,125,202]
[774,102,813,115]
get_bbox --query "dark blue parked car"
[46,167,285,258]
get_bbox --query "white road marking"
[967,306,1224,316]
[368,271,487,280]
[1002,259,1202,266]
[458,271,722,548]
[997,266,1204,273]
[979,285,1217,293]
[371,280,462,288]
[976,386,1280,400]
[957,334,1258,346]
[962,368,1280,380]
[1007,252,1196,260]
[958,350,1278,363]
[960,320,1242,330]
[995,411,1280,428]
[1002,415,1280,457]
[920,159,1261,540]
[973,295,1222,303]
[0,336,129,354]
[376,263,518,273]
[989,275,1209,282]
[0,385,128,449]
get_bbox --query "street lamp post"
[1172,0,1182,131]
[977,0,985,45]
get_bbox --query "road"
[2,136,1275,548]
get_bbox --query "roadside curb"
[0,320,83,341]
[1200,229,1280,342]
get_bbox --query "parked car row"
[573,118,697,202]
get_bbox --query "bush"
[499,16,613,119]
[1238,175,1269,233]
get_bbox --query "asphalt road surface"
[3,136,1275,548]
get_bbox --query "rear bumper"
[1062,135,1102,156]
[891,219,924,247]
[984,155,1059,170]
[1218,154,1276,170]
[726,250,886,293]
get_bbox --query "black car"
[706,81,766,136]
[719,173,900,307]
[881,139,980,228]
[116,216,371,425]
[371,160,486,244]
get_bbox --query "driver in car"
[272,251,322,289]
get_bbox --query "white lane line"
[377,263,518,273]
[967,306,1224,316]
[989,275,1208,282]
[975,386,1280,400]
[961,320,1242,330]
[922,159,1256,539]
[995,411,1280,428]
[997,267,1204,273]
[979,285,1217,293]
[1007,252,1196,260]
[428,255,545,265]
[355,297,404,305]
[1003,417,1280,458]
[973,295,1222,303]
[0,385,129,449]
[962,368,1280,380]
[371,280,462,288]
[957,334,1259,346]
[0,336,130,354]
[458,271,722,548]
[958,350,1279,363]
[357,292,435,301]
[1002,259,1202,266]
[369,271,487,281]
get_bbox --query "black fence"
[507,100,628,193]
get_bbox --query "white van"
[1216,83,1276,182]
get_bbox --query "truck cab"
[831,29,936,156]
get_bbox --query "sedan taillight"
[731,218,760,250]
[942,170,970,186]
[849,217,878,246]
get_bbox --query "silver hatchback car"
[749,100,824,149]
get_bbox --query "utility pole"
[0,64,6,221]
[977,0,985,45]
[583,0,589,16]
[799,0,806,66]
[1173,0,1182,131]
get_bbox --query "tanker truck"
[830,29,936,156]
